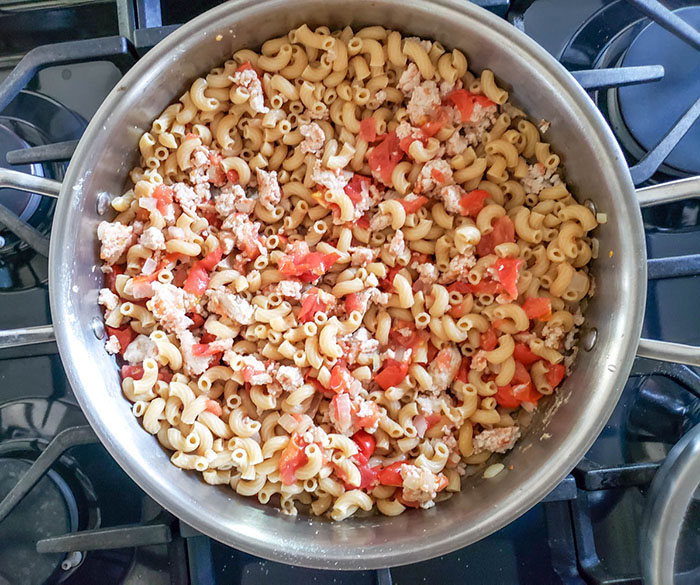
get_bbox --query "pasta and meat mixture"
[97,24,598,520]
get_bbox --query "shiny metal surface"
[640,423,700,585]
[0,168,61,198]
[636,339,700,367]
[47,0,646,569]
[0,324,55,348]
[637,176,700,207]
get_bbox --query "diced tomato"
[495,384,521,408]
[480,327,499,351]
[379,264,403,292]
[448,300,470,319]
[431,168,446,183]
[396,489,420,508]
[513,343,540,366]
[544,362,566,389]
[377,461,405,487]
[204,399,223,416]
[331,393,353,430]
[191,343,222,357]
[436,475,449,492]
[152,185,174,216]
[399,134,420,154]
[344,292,363,315]
[522,297,552,321]
[328,363,354,394]
[199,247,223,271]
[355,461,380,490]
[374,358,410,390]
[427,341,439,362]
[183,263,209,296]
[278,251,340,282]
[121,365,144,380]
[420,107,449,138]
[352,430,376,459]
[512,361,541,403]
[445,89,495,123]
[399,195,428,215]
[189,313,205,329]
[279,433,308,486]
[476,216,515,257]
[359,117,379,142]
[344,174,373,206]
[226,169,239,184]
[132,272,159,288]
[492,257,523,300]
[236,61,254,73]
[459,189,490,217]
[455,357,471,383]
[105,325,134,355]
[356,213,371,230]
[368,131,404,186]
[299,288,331,322]
[158,367,173,383]
[425,413,443,429]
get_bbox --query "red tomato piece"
[455,357,471,383]
[495,384,521,408]
[359,117,378,142]
[377,461,405,487]
[374,358,410,390]
[204,399,223,416]
[427,341,439,362]
[344,174,372,206]
[491,257,524,300]
[399,196,428,215]
[476,216,516,257]
[522,297,552,321]
[480,327,499,351]
[105,325,135,355]
[298,288,327,323]
[445,89,495,123]
[226,169,239,184]
[420,107,449,137]
[279,433,308,486]
[459,189,490,217]
[352,430,376,459]
[513,343,540,366]
[379,264,403,292]
[158,368,173,383]
[355,461,381,490]
[425,413,443,429]
[396,489,421,508]
[121,365,144,380]
[344,292,363,315]
[191,343,221,357]
[183,263,209,296]
[328,363,354,394]
[199,247,223,271]
[356,213,370,229]
[331,393,353,430]
[545,362,566,389]
[152,185,174,215]
[368,131,404,186]
[278,251,340,282]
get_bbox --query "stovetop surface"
[0,1,698,584]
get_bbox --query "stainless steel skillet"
[0,0,698,570]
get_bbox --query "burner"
[0,459,78,585]
[0,90,84,292]
[618,7,700,176]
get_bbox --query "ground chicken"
[369,211,392,231]
[542,323,566,349]
[97,221,133,265]
[415,263,438,286]
[276,365,305,393]
[438,252,476,285]
[256,168,281,211]
[472,426,521,455]
[172,183,202,216]
[98,288,119,311]
[388,230,406,257]
[350,246,380,267]
[397,63,421,96]
[123,334,157,364]
[339,327,380,365]
[395,121,421,142]
[445,131,470,156]
[178,329,212,377]
[220,213,266,257]
[521,163,562,195]
[270,280,303,300]
[415,160,453,194]
[139,226,165,251]
[310,159,352,193]
[406,80,441,126]
[231,67,269,114]
[206,288,255,325]
[104,335,120,354]
[148,282,195,334]
[215,183,255,216]
[427,345,461,393]
[400,464,440,509]
[471,350,488,372]
[436,184,466,215]
[299,122,325,153]
[366,89,387,109]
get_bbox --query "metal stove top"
[0,1,698,584]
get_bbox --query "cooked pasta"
[97,26,597,520]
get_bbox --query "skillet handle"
[636,339,700,368]
[0,325,56,349]
[0,168,62,198]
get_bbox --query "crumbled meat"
[98,288,119,311]
[270,280,303,300]
[139,226,165,251]
[220,213,266,257]
[310,159,351,193]
[406,80,441,126]
[415,263,438,285]
[472,426,521,455]
[178,329,212,376]
[148,282,195,334]
[366,89,387,110]
[97,221,133,265]
[256,168,281,211]
[397,63,421,97]
[351,287,389,314]
[471,351,487,372]
[395,121,420,142]
[215,183,255,216]
[446,131,470,156]
[105,335,120,354]
[521,163,562,195]
[438,251,476,284]
[123,334,157,364]
[172,183,203,216]
[369,211,392,231]
[206,288,255,325]
[339,327,379,365]
[415,160,453,194]
[542,323,565,349]
[299,122,325,154]
[349,246,380,266]
[439,79,460,98]
[231,68,269,114]
[388,230,406,256]
[276,365,305,393]
[427,345,461,393]
[436,184,466,215]
[234,353,273,385]
[400,463,440,509]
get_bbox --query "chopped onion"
[138,197,157,210]
[278,413,299,433]
[413,415,428,438]
[167,226,185,240]
[141,257,157,275]
[483,463,505,479]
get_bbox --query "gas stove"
[0,1,698,584]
